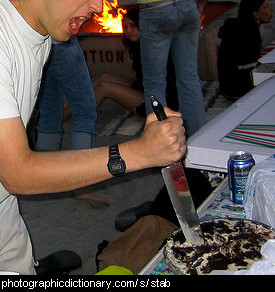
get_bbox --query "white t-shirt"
[0,0,51,274]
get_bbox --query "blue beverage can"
[227,151,255,204]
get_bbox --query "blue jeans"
[37,36,97,150]
[139,0,206,137]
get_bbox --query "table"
[252,42,275,86]
[139,178,246,275]
[185,76,275,172]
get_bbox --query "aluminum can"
[227,151,255,204]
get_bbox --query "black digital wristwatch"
[107,144,126,176]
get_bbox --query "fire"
[200,14,206,30]
[93,0,127,33]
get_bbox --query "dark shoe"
[115,201,152,232]
[35,250,82,275]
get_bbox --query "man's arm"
[0,109,185,195]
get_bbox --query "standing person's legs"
[36,51,64,151]
[139,2,175,114]
[171,0,207,137]
[55,38,108,205]
[60,36,97,150]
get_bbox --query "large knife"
[151,96,204,244]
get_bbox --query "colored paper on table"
[221,94,275,149]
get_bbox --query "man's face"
[20,0,103,41]
[47,0,103,40]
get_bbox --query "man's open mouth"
[69,16,89,35]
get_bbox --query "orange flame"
[93,0,127,33]
[201,14,206,29]
[200,14,205,29]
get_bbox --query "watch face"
[108,158,126,175]
[111,161,124,172]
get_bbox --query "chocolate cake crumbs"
[164,219,275,275]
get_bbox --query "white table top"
[186,76,275,172]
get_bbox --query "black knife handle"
[151,96,167,121]
[151,96,186,165]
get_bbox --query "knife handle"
[151,96,186,166]
[151,96,167,121]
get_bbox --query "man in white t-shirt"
[0,0,186,274]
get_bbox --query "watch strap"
[108,144,126,176]
[109,144,120,159]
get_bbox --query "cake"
[164,219,275,275]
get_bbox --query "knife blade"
[151,96,204,244]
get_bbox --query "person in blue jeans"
[139,0,208,138]
[115,1,211,231]
[36,36,97,151]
